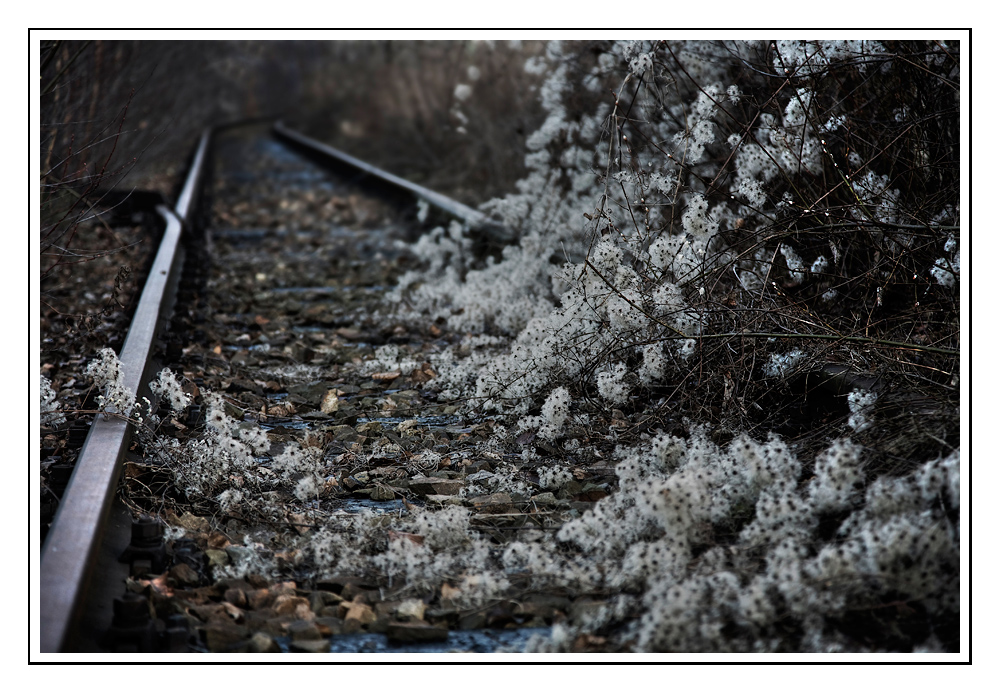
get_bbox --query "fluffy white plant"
[534,429,960,652]
[388,39,870,416]
[361,344,419,376]
[638,342,667,383]
[538,464,573,490]
[931,233,960,288]
[536,386,571,441]
[169,390,273,507]
[334,504,513,603]
[780,243,807,286]
[148,367,191,414]
[272,442,325,502]
[40,375,65,426]
[309,511,393,579]
[847,389,877,432]
[85,347,135,416]
[764,349,807,378]
[596,362,631,406]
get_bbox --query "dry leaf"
[321,390,340,414]
[411,363,437,383]
[288,513,310,535]
[372,371,401,381]
[388,531,424,546]
[207,532,231,550]
[149,573,174,597]
[397,419,419,433]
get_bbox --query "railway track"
[38,41,963,658]
[39,120,575,654]
[40,120,960,658]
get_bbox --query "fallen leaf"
[411,363,437,383]
[388,531,424,546]
[336,327,363,340]
[397,419,419,433]
[321,390,340,414]
[149,573,174,597]
[207,532,231,550]
[372,371,401,381]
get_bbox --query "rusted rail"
[39,130,211,653]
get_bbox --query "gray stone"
[396,598,427,621]
[470,492,514,511]
[286,381,332,405]
[288,619,322,641]
[289,638,330,653]
[465,470,495,483]
[204,623,249,653]
[370,484,396,501]
[205,549,229,567]
[224,545,255,565]
[248,631,280,653]
[386,621,449,643]
[329,425,359,442]
[409,475,464,496]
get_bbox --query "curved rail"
[39,130,212,653]
[272,120,514,244]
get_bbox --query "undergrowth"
[392,39,960,473]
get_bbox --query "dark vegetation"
[676,40,960,474]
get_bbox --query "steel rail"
[272,120,514,244]
[39,129,212,653]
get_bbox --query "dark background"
[40,40,549,207]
